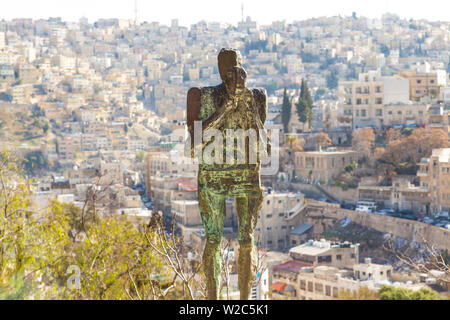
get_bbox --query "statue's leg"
[235,189,263,300]
[198,186,226,300]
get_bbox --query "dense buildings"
[0,13,449,300]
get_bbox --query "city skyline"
[1,0,449,26]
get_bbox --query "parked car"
[378,208,395,215]
[341,203,356,210]
[422,217,434,224]
[434,211,449,220]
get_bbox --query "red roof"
[271,281,287,292]
[273,260,313,273]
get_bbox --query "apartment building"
[358,177,430,214]
[254,191,305,250]
[172,200,202,226]
[427,105,450,133]
[418,148,450,213]
[272,259,393,300]
[398,68,446,102]
[294,148,359,183]
[338,70,410,129]
[271,240,361,299]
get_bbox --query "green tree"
[378,285,444,300]
[136,150,145,163]
[295,98,312,130]
[338,287,379,300]
[296,79,313,130]
[281,88,291,133]
[42,122,50,135]
[0,150,203,300]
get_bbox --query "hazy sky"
[1,0,449,26]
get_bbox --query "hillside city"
[0,12,449,300]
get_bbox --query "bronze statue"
[187,48,268,300]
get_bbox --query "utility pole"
[134,0,138,26]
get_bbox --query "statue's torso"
[199,84,262,171]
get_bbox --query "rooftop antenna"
[134,0,138,26]
[241,2,244,23]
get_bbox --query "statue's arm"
[187,87,201,153]
[252,88,267,124]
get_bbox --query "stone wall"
[292,183,358,203]
[304,200,450,250]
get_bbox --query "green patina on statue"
[187,48,268,300]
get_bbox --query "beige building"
[358,177,430,214]
[272,259,393,300]
[172,200,202,226]
[18,64,40,84]
[288,239,359,269]
[254,192,305,250]
[9,84,32,104]
[427,105,450,133]
[294,148,359,183]
[398,69,441,102]
[418,148,450,213]
[338,70,410,129]
[271,240,365,300]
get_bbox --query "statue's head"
[218,48,242,82]
[223,66,247,96]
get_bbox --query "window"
[307,282,313,292]
[333,287,338,298]
[376,109,382,116]
[279,213,284,217]
[300,280,306,290]
[267,227,272,231]
[376,98,382,105]
[315,283,323,293]
[266,214,272,219]
[397,111,402,115]
[351,253,356,259]
[325,285,331,296]
[336,255,342,260]
[417,80,422,84]
[318,255,332,263]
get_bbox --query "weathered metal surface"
[187,48,267,299]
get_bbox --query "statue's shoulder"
[187,87,201,97]
[251,87,267,98]
[198,84,223,120]
[250,87,267,122]
[251,87,267,105]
